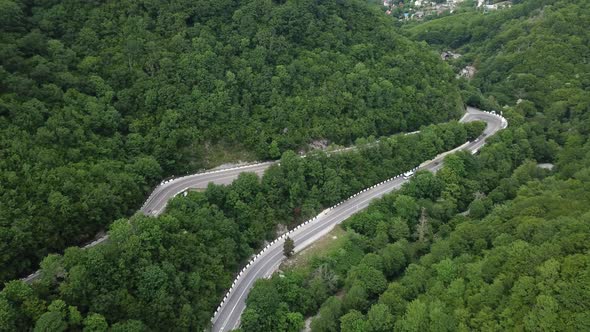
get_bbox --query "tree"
[428,300,455,332]
[347,265,387,297]
[379,283,409,319]
[468,199,487,219]
[285,312,304,332]
[110,320,146,332]
[83,313,108,332]
[340,310,367,332]
[374,221,390,248]
[343,283,369,312]
[0,281,45,329]
[523,295,560,332]
[367,304,394,332]
[389,218,410,241]
[32,300,72,332]
[434,259,457,285]
[395,195,419,222]
[311,297,342,332]
[395,299,429,332]
[241,308,262,332]
[269,141,281,159]
[0,297,17,331]
[34,311,67,332]
[381,243,407,278]
[284,237,295,258]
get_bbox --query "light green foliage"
[389,218,410,242]
[366,304,394,332]
[82,313,108,332]
[33,300,69,332]
[343,283,369,312]
[339,310,367,332]
[395,299,429,332]
[394,195,420,222]
[310,297,342,332]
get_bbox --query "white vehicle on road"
[403,170,415,179]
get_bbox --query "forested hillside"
[242,157,590,331]
[3,0,588,330]
[408,0,589,116]
[239,0,590,331]
[0,120,483,331]
[0,0,462,282]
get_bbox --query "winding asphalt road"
[22,107,506,322]
[140,162,274,216]
[210,107,506,331]
[141,107,501,217]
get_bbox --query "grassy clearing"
[281,225,348,270]
[202,142,258,168]
[182,141,258,173]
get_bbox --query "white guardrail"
[23,110,508,296]
[21,162,276,283]
[210,110,508,326]
[209,166,421,325]
[140,161,277,212]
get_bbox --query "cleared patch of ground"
[202,142,258,169]
[281,225,348,270]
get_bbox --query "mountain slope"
[0,0,462,282]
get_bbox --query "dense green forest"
[0,0,463,282]
[238,0,590,331]
[407,0,589,117]
[2,0,589,330]
[241,157,590,331]
[0,120,483,330]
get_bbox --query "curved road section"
[140,162,275,216]
[22,107,505,292]
[210,107,507,331]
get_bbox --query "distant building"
[441,51,462,60]
[495,1,512,8]
[458,65,477,79]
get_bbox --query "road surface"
[140,162,275,216]
[22,106,505,296]
[141,107,502,217]
[210,107,506,331]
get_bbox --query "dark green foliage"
[283,237,295,258]
[408,0,590,116]
[3,0,588,330]
[1,195,247,331]
[0,0,463,282]
[239,1,590,329]
[242,143,590,331]
[0,119,480,330]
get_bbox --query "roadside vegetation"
[0,120,482,330]
[238,0,590,331]
[1,0,588,330]
[0,0,462,283]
